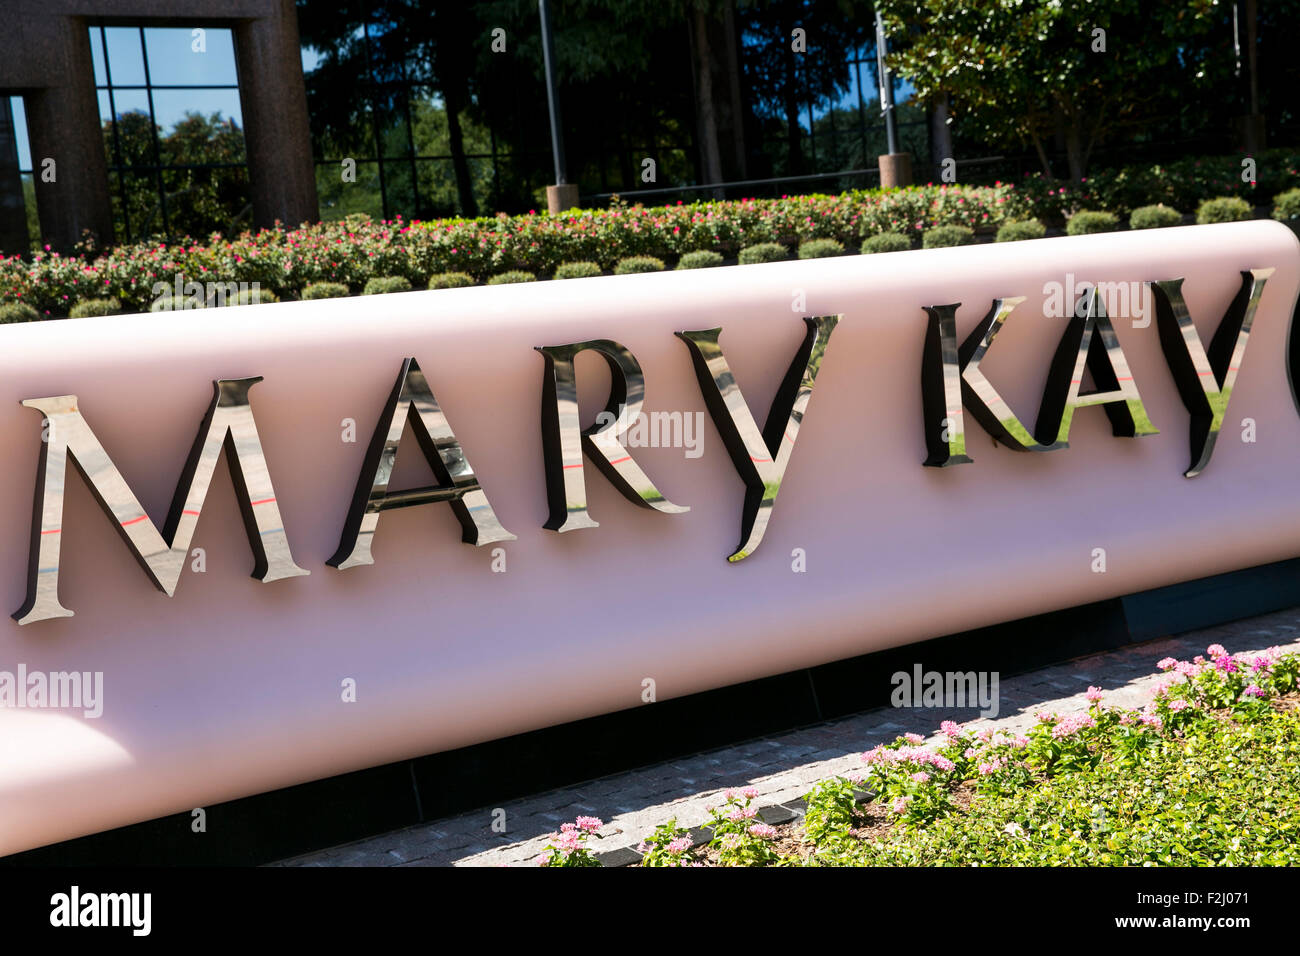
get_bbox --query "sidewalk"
[274,607,1300,867]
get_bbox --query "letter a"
[328,358,514,570]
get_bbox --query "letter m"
[13,378,308,625]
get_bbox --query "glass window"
[102,27,147,87]
[89,24,250,242]
[142,28,239,87]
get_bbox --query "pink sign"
[1,220,1297,855]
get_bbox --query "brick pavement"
[273,608,1300,867]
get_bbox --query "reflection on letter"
[14,378,308,625]
[1149,269,1272,477]
[677,315,838,562]
[535,339,688,533]
[921,304,972,466]
[328,358,514,570]
[1035,287,1159,447]
[923,297,1055,455]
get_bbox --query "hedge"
[1,148,1296,319]
[0,184,1028,316]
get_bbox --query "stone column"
[234,0,319,230]
[24,19,114,251]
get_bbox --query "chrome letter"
[14,378,307,625]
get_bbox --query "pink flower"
[891,796,910,814]
[1051,713,1095,738]
[742,786,759,799]
[1206,644,1228,659]
[1156,657,1178,671]
[750,824,777,840]
[903,732,925,744]
[574,816,602,832]
[1243,684,1265,698]
[728,806,757,822]
[666,836,694,853]
[1086,686,1104,702]
[1168,699,1190,711]
[910,771,930,784]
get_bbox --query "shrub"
[537,816,604,867]
[150,295,201,312]
[613,255,665,274]
[923,225,975,248]
[69,297,122,318]
[1271,188,1300,223]
[860,232,912,254]
[1129,204,1183,230]
[1196,196,1253,224]
[301,282,350,300]
[995,219,1046,242]
[0,301,39,323]
[487,270,536,285]
[428,272,475,289]
[554,261,603,280]
[738,242,788,264]
[1066,210,1119,235]
[362,276,413,295]
[232,288,279,305]
[677,249,725,270]
[798,238,845,259]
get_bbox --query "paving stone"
[276,612,1300,867]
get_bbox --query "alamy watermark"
[0,664,103,718]
[593,409,705,459]
[1043,272,1150,328]
[891,664,1000,718]
[150,274,264,310]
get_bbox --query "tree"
[297,1,488,217]
[874,0,1222,180]
[738,0,873,176]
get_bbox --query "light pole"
[539,0,578,213]
[874,11,912,188]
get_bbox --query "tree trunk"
[692,8,724,197]
[1064,121,1085,182]
[721,0,747,179]
[445,99,478,218]
[782,14,802,175]
[930,93,952,172]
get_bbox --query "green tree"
[738,0,874,176]
[875,0,1222,180]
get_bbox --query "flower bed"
[0,184,1025,317]
[538,642,1300,866]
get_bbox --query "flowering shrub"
[637,819,696,867]
[537,815,604,867]
[0,184,1027,317]
[611,642,1300,867]
[859,734,959,826]
[705,788,780,866]
[801,776,860,843]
